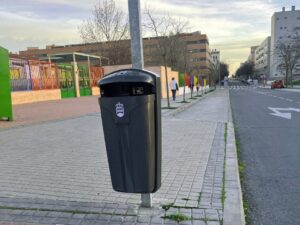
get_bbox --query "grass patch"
[222,123,228,209]
[231,97,250,224]
[162,212,191,222]
[234,127,250,225]
[197,192,202,204]
[0,206,135,216]
[162,203,174,211]
[188,97,197,100]
[179,100,190,103]
[161,106,178,109]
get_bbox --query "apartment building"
[270,6,300,79]
[254,37,271,79]
[19,31,212,80]
[247,46,258,63]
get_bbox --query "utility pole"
[128,0,152,208]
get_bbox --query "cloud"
[141,0,279,73]
[0,0,285,73]
[0,10,82,52]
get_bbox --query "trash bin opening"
[100,82,155,97]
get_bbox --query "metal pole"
[128,0,144,70]
[128,0,152,208]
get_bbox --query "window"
[188,49,206,53]
[190,58,206,62]
[187,40,208,45]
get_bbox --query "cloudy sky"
[0,0,298,73]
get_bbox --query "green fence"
[78,65,92,97]
[0,47,13,121]
[57,64,76,99]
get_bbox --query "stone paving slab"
[0,89,241,225]
[0,114,216,206]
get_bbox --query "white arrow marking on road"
[268,107,300,119]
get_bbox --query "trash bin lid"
[98,69,157,87]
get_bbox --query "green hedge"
[293,80,300,85]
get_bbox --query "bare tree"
[144,7,189,107]
[208,61,220,87]
[275,31,300,87]
[191,64,207,96]
[175,39,191,102]
[78,0,129,65]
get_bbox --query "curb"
[163,89,216,117]
[223,92,245,225]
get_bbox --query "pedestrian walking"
[169,77,179,101]
[196,81,200,96]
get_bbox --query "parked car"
[271,80,284,89]
[247,79,253,85]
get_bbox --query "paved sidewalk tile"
[0,89,230,225]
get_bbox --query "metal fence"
[9,58,31,91]
[9,58,104,92]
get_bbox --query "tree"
[144,7,189,107]
[209,62,229,86]
[209,62,219,86]
[236,61,254,79]
[220,62,229,81]
[78,0,129,65]
[274,31,300,87]
[175,38,190,102]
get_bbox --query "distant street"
[229,80,300,225]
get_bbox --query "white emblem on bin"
[115,102,124,118]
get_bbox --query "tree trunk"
[290,67,294,88]
[285,68,288,87]
[183,72,186,102]
[164,58,170,108]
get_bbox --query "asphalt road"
[229,81,300,225]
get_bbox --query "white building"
[254,37,271,80]
[211,49,220,65]
[211,49,221,81]
[270,6,300,79]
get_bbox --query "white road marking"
[268,107,300,120]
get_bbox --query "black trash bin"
[98,69,161,193]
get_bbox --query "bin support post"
[141,193,153,208]
[128,0,152,208]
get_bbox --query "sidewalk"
[0,89,244,225]
[0,90,211,130]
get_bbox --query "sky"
[0,0,299,74]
